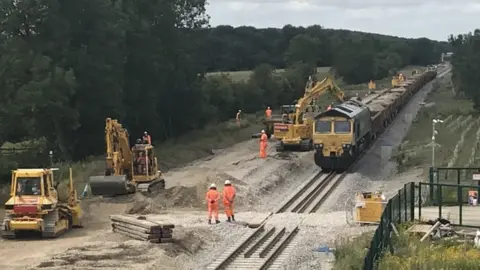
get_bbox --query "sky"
[206,0,480,41]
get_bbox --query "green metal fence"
[363,182,415,270]
[363,173,480,270]
[418,182,480,227]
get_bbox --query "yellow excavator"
[274,75,347,152]
[89,118,166,197]
[2,167,83,239]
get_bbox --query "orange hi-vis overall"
[236,112,241,124]
[143,135,151,144]
[206,189,220,221]
[259,133,268,158]
[223,185,236,218]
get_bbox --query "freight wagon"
[312,70,438,172]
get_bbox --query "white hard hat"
[261,130,265,133]
[210,183,216,188]
[225,180,231,185]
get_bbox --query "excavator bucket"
[89,175,131,197]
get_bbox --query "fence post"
[457,169,461,185]
[404,186,407,222]
[388,202,393,251]
[458,184,463,226]
[418,183,422,221]
[398,190,401,222]
[429,167,434,202]
[438,185,442,218]
[410,183,415,221]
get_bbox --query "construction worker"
[136,152,147,174]
[265,107,272,119]
[259,130,268,159]
[206,183,220,224]
[142,131,152,144]
[32,182,40,195]
[223,180,236,222]
[236,110,242,126]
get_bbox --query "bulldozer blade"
[89,175,131,197]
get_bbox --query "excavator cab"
[131,144,157,178]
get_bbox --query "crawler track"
[207,170,347,270]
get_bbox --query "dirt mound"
[126,186,204,214]
[162,228,206,257]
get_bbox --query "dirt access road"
[0,139,317,270]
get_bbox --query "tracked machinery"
[1,167,83,239]
[274,75,348,152]
[253,105,297,139]
[89,118,166,197]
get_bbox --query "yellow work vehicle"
[89,118,165,197]
[1,167,83,239]
[391,73,406,87]
[274,75,347,152]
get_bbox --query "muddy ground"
[0,66,451,270]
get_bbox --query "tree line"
[0,0,448,167]
[449,29,480,109]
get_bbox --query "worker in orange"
[259,130,268,159]
[206,183,220,224]
[265,107,272,119]
[236,110,242,126]
[223,180,236,222]
[142,131,152,144]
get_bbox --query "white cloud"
[206,0,480,40]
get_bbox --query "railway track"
[207,170,347,270]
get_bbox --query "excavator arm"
[105,118,132,175]
[295,76,346,124]
[89,118,135,196]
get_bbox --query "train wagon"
[312,69,438,172]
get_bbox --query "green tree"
[449,30,480,109]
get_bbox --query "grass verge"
[394,72,476,174]
[333,232,374,270]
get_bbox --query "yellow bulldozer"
[274,75,347,152]
[89,118,166,197]
[1,167,83,239]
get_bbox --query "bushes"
[201,62,313,122]
[379,237,480,269]
[333,233,373,270]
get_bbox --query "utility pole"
[428,119,443,168]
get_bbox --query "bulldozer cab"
[11,169,57,199]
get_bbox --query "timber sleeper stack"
[110,214,175,243]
